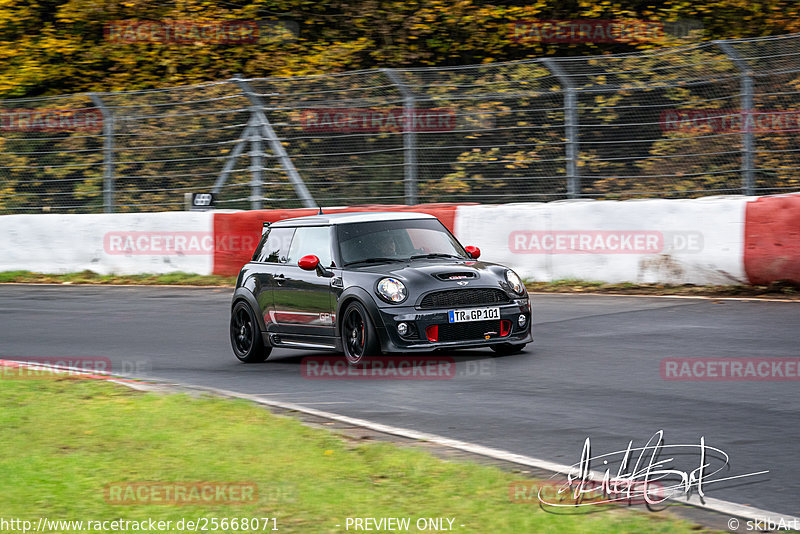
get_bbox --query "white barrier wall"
[0,212,214,275]
[453,198,749,285]
[0,197,754,284]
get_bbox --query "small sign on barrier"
[185,192,216,211]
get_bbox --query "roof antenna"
[318,206,324,215]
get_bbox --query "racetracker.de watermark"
[301,356,495,380]
[0,108,102,132]
[104,482,258,505]
[0,357,151,379]
[509,479,666,505]
[104,20,298,44]
[661,109,800,134]
[661,358,800,381]
[508,230,703,254]
[103,231,257,255]
[511,19,703,44]
[297,108,456,133]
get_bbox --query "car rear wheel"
[230,301,271,363]
[490,343,526,356]
[342,301,379,365]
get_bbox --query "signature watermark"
[536,430,767,509]
[509,479,665,506]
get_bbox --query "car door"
[250,226,296,333]
[270,225,336,342]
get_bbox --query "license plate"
[448,307,500,323]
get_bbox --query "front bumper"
[373,297,533,353]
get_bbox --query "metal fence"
[2,32,800,214]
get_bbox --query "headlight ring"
[376,277,408,303]
[505,269,525,295]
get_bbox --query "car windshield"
[338,218,467,266]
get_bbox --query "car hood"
[349,259,509,285]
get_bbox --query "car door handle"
[275,273,285,286]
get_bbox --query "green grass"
[526,278,799,298]
[0,270,235,286]
[0,376,706,533]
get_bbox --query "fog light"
[397,322,408,336]
[518,314,527,328]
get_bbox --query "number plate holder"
[448,307,500,323]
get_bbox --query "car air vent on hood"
[434,271,478,281]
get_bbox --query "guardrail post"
[542,58,580,199]
[383,69,418,205]
[716,40,755,196]
[233,77,316,209]
[250,122,263,210]
[212,117,255,197]
[90,94,114,213]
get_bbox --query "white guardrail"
[1,195,798,285]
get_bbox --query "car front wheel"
[341,301,379,365]
[230,301,271,363]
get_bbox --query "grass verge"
[1,270,798,299]
[526,278,799,298]
[0,375,705,533]
[0,270,235,286]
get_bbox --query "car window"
[255,227,295,263]
[406,228,459,253]
[338,218,466,265]
[286,226,333,267]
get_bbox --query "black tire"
[230,301,271,363]
[490,343,526,356]
[341,301,380,365]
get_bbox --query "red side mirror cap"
[298,255,320,271]
[465,246,481,260]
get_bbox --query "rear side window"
[254,227,295,263]
[286,226,333,267]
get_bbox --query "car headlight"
[505,269,525,295]
[377,277,407,303]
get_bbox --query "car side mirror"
[465,246,481,260]
[298,254,335,277]
[298,255,320,271]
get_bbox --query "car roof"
[268,211,437,227]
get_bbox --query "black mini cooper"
[230,212,532,364]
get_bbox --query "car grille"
[438,320,501,342]
[418,289,510,309]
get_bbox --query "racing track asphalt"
[0,285,798,517]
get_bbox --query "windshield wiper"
[409,253,463,260]
[344,257,405,266]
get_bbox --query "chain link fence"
[2,32,800,214]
